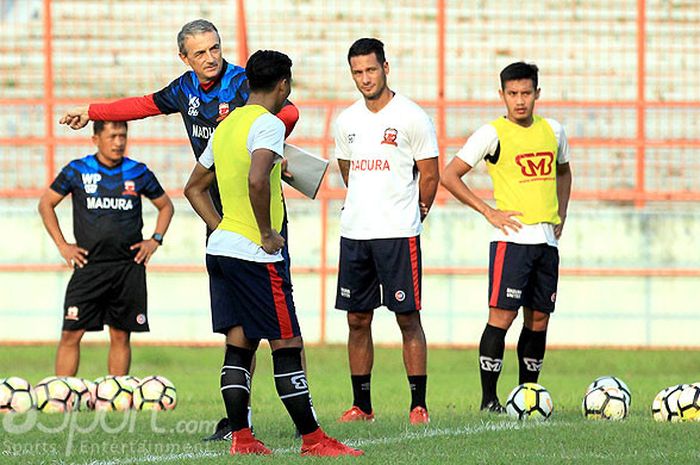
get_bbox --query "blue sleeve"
[152,76,183,115]
[140,169,166,199]
[49,164,75,196]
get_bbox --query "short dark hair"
[500,62,539,89]
[347,38,386,64]
[245,50,292,92]
[93,121,128,135]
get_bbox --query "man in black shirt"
[38,121,174,376]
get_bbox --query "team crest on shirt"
[122,180,137,196]
[381,128,398,146]
[216,102,230,122]
[347,133,355,144]
[65,306,79,321]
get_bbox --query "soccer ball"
[653,384,688,422]
[676,383,700,422]
[0,377,36,413]
[117,375,141,391]
[652,385,685,422]
[94,376,133,411]
[63,377,94,411]
[505,383,553,420]
[582,386,628,420]
[35,377,77,413]
[586,376,631,406]
[133,376,177,411]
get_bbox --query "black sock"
[479,324,507,407]
[221,345,254,432]
[272,347,319,435]
[351,374,372,414]
[408,375,427,410]
[517,326,547,384]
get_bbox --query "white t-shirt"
[334,93,439,240]
[198,112,285,263]
[455,118,570,247]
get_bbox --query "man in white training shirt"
[441,62,572,413]
[334,38,440,425]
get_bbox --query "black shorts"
[335,236,422,313]
[63,262,148,332]
[488,241,559,313]
[206,254,300,340]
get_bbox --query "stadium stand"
[1,0,699,346]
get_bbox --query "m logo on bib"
[515,151,554,178]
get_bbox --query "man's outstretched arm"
[59,95,163,130]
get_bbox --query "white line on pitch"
[70,420,554,465]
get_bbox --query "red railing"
[1,1,699,344]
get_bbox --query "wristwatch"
[151,233,164,245]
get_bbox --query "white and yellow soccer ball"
[653,384,688,422]
[676,383,700,422]
[63,377,95,411]
[0,377,36,414]
[133,376,177,411]
[582,386,628,420]
[586,376,631,407]
[35,377,77,413]
[117,375,141,391]
[505,382,553,420]
[94,376,133,412]
[652,384,684,422]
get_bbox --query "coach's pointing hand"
[130,239,159,265]
[261,230,285,255]
[59,105,91,130]
[58,243,89,268]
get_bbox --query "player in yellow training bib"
[441,62,573,413]
[184,50,361,458]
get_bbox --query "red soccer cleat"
[301,428,364,457]
[409,406,430,425]
[338,405,375,422]
[230,427,272,455]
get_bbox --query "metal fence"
[1,0,699,344]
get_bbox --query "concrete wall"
[2,197,698,347]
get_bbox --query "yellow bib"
[487,116,560,225]
[213,105,284,245]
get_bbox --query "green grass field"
[1,344,699,465]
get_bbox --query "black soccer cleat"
[203,417,233,441]
[480,399,506,414]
